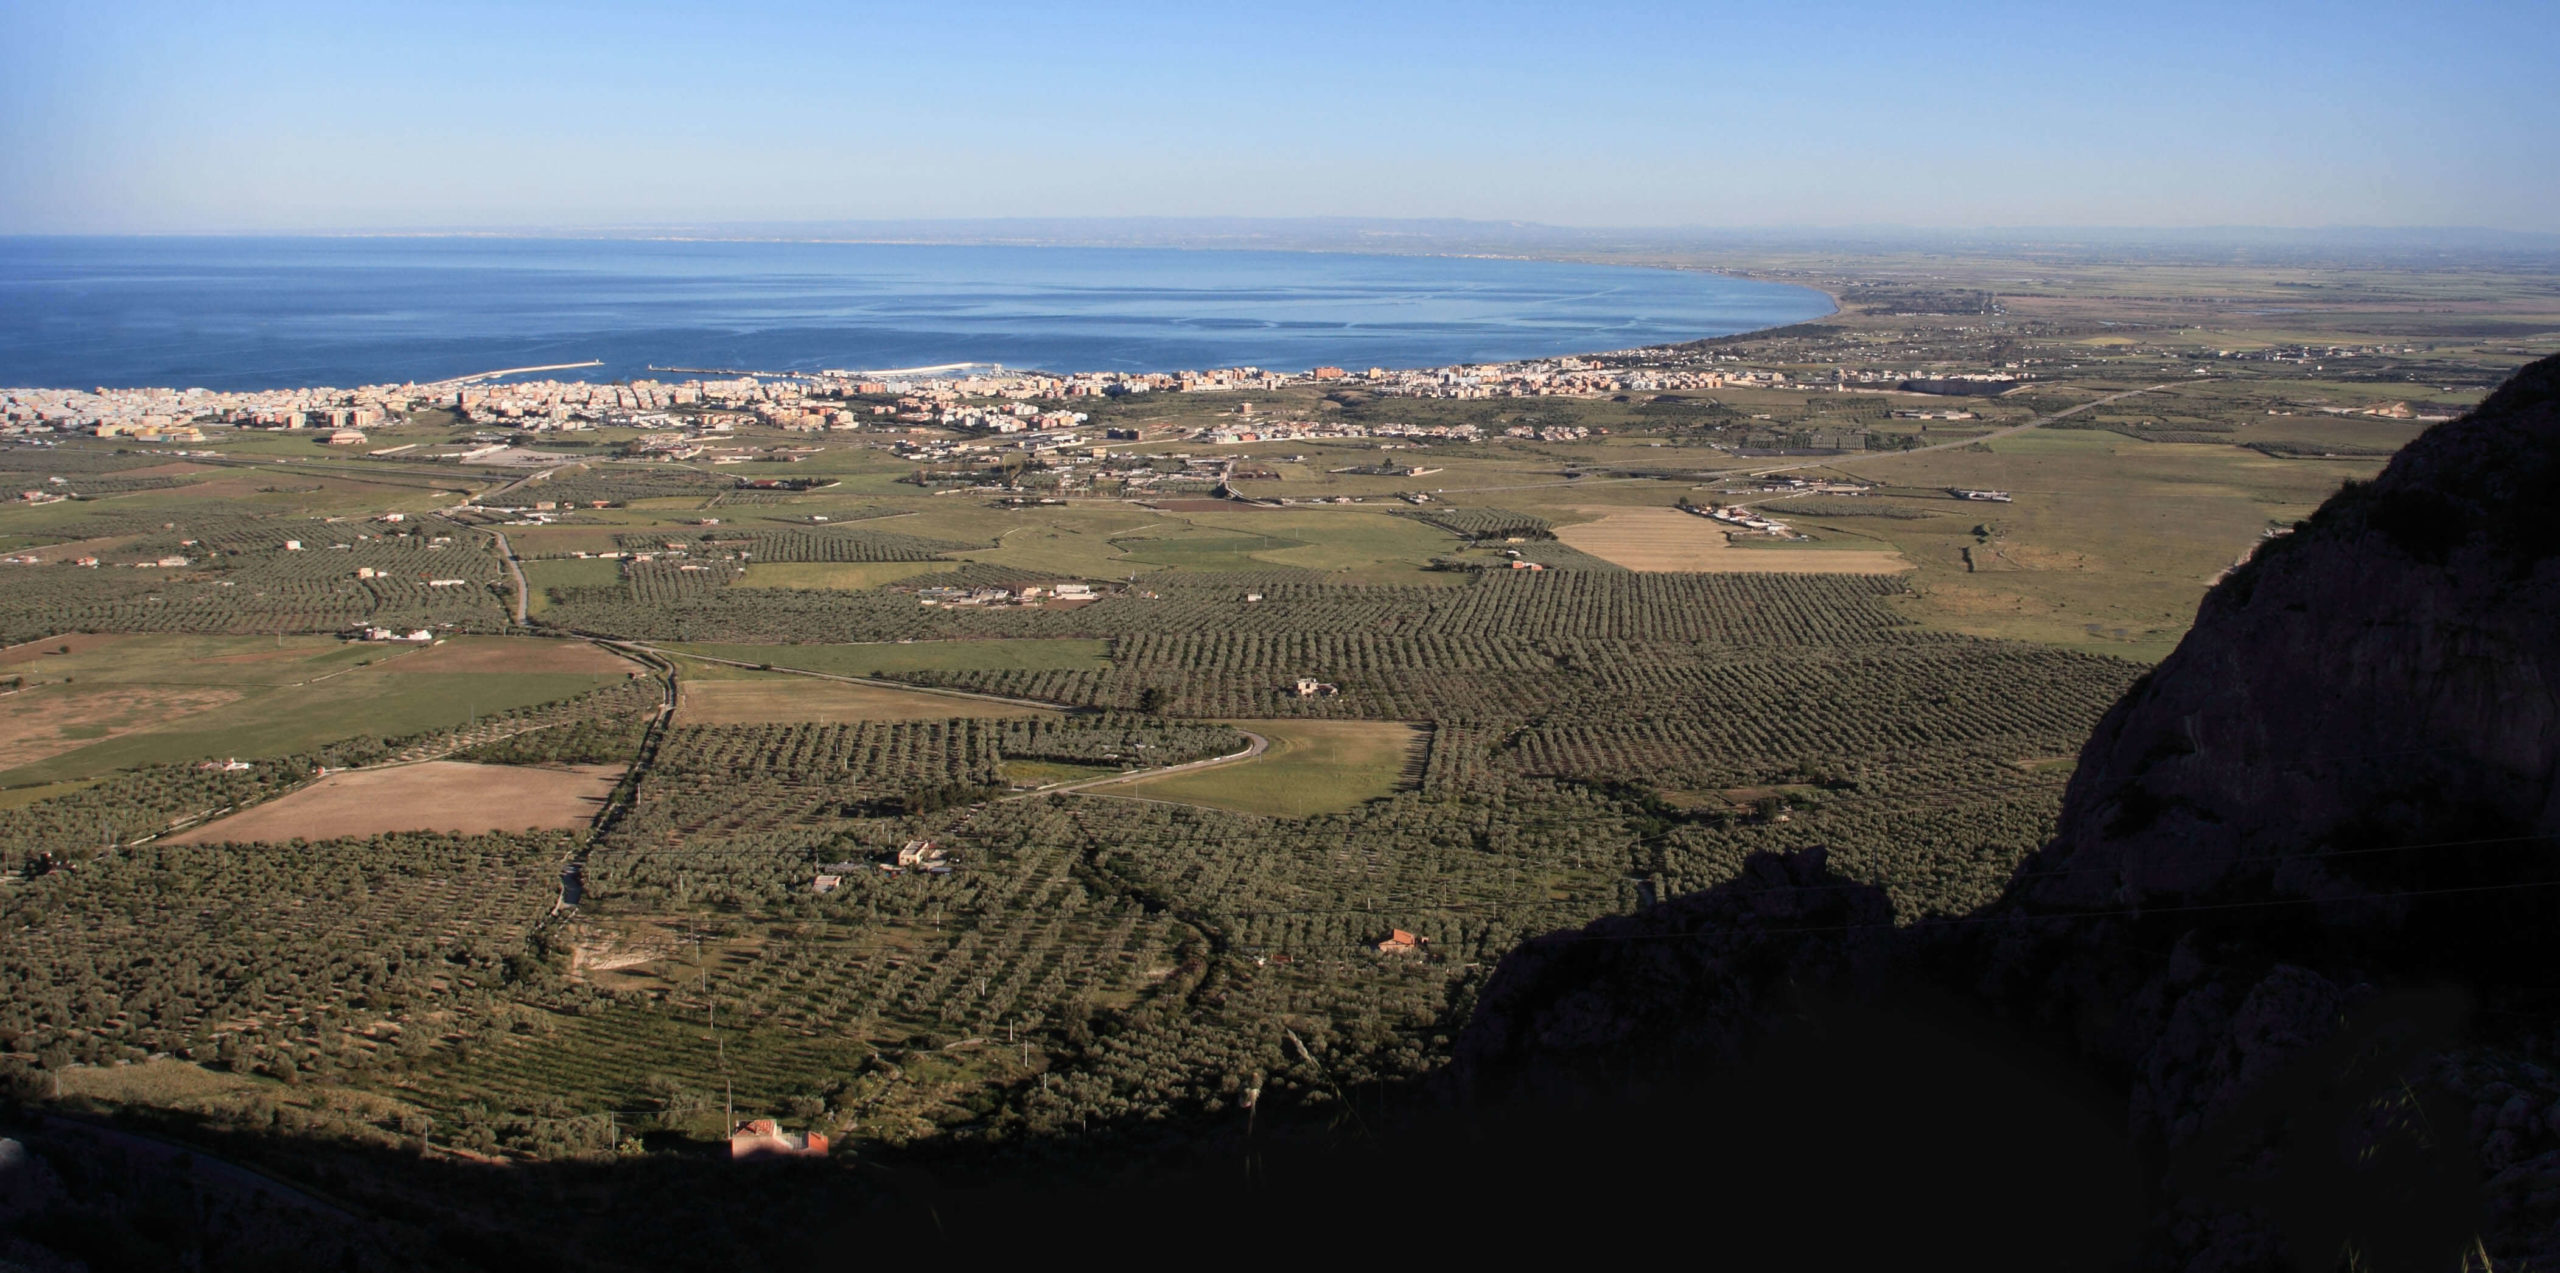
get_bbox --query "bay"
[0,236,1832,390]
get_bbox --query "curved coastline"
[0,237,1836,390]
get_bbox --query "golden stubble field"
[165,760,624,844]
[1553,505,1912,573]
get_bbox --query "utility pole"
[713,992,731,1128]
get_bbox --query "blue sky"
[3,0,2554,233]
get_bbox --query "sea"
[0,236,1833,390]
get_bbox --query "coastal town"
[0,346,1983,445]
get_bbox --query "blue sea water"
[0,237,1832,390]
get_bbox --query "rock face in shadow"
[1453,353,2560,1269]
[2024,352,2560,918]
[1449,846,1895,1098]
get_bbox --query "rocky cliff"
[2025,351,2560,919]
[1454,353,2560,1269]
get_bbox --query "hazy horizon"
[12,219,2558,272]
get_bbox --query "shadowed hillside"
[1454,353,2560,1269]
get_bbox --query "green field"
[1001,758,1122,788]
[501,526,633,556]
[523,557,625,613]
[1740,414,2392,659]
[0,634,632,785]
[1111,719,1421,816]
[920,504,1177,576]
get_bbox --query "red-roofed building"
[730,1119,828,1160]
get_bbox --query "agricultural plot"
[902,504,1168,577]
[734,560,945,589]
[674,674,1055,725]
[1107,719,1421,817]
[522,557,625,612]
[1109,527,1312,572]
[670,638,1111,678]
[0,634,641,786]
[0,679,659,852]
[1555,505,1912,573]
[0,511,516,645]
[632,524,974,562]
[0,682,245,773]
[523,466,733,506]
[165,761,623,844]
[541,565,1922,647]
[489,525,629,557]
[1117,510,1462,580]
[1794,421,2396,656]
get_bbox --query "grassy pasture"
[1181,509,1461,579]
[523,557,626,613]
[1001,758,1122,788]
[499,526,631,556]
[1109,719,1422,817]
[1111,528,1308,571]
[1778,419,2390,658]
[921,505,1174,577]
[0,634,632,785]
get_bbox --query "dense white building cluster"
[0,349,1779,444]
[0,339,2034,461]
